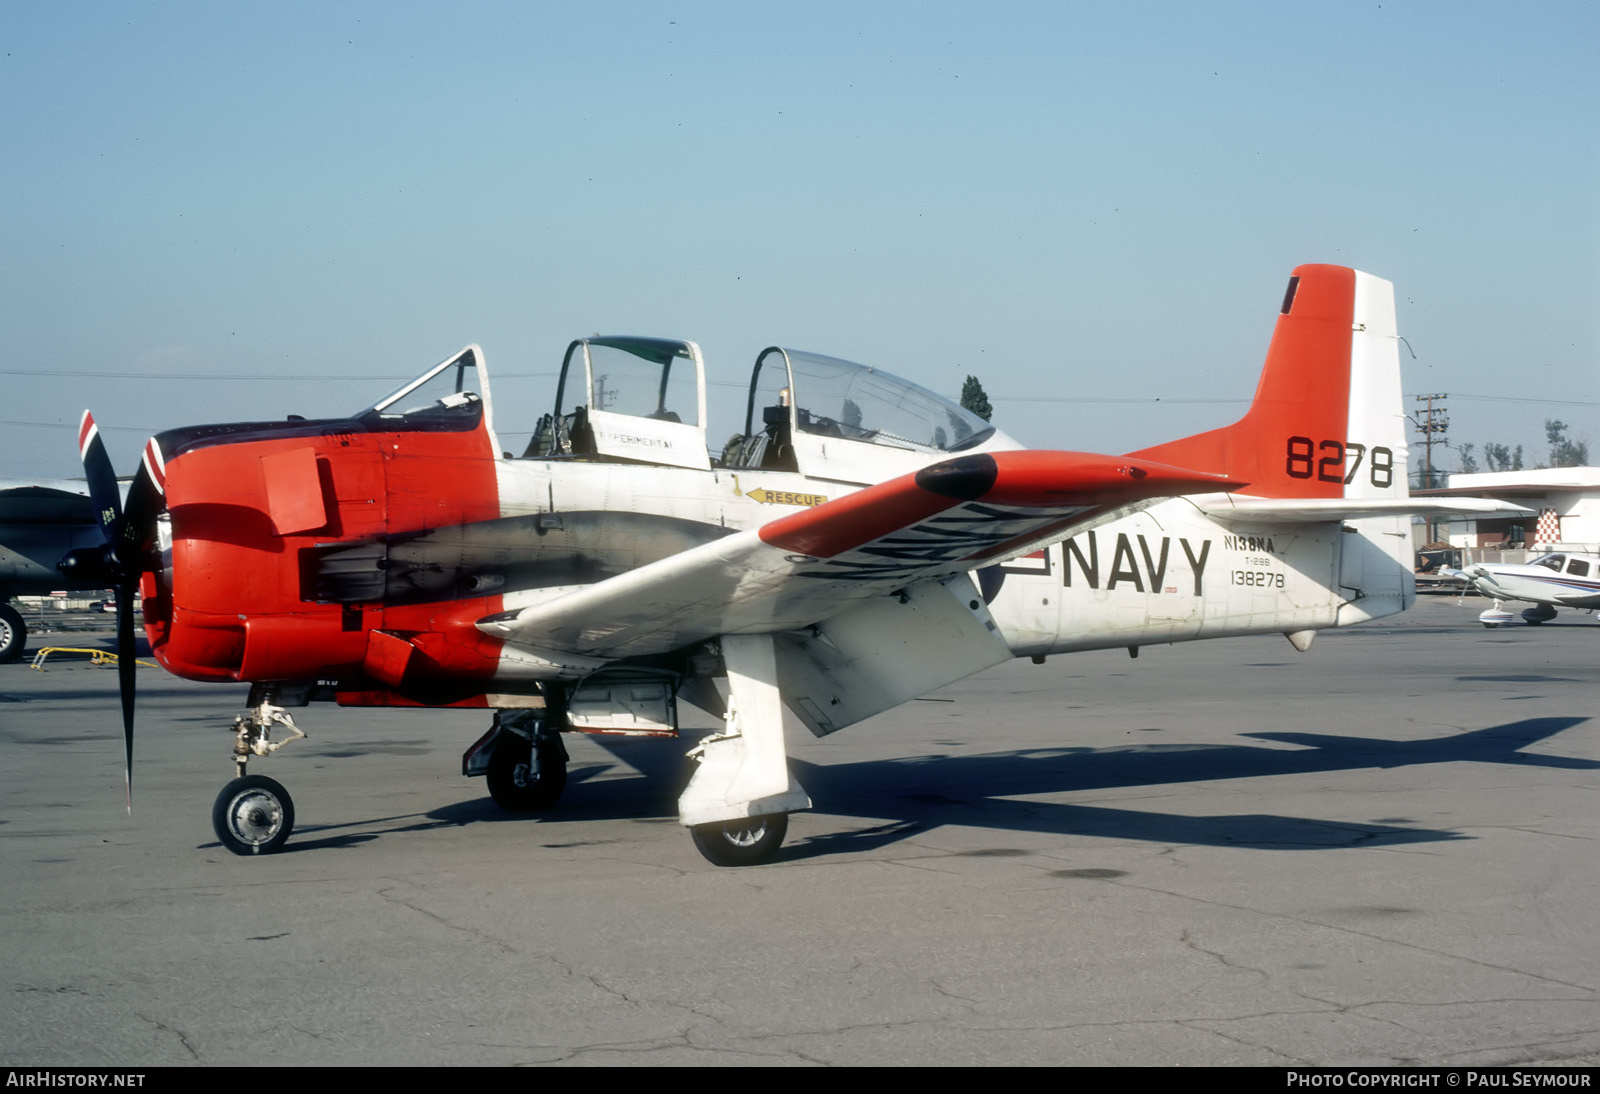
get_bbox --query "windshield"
[748,348,994,453]
[360,348,484,431]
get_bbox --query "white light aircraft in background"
[1444,552,1600,627]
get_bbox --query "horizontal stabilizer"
[1199,496,1533,525]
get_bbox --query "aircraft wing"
[1197,496,1532,524]
[477,451,1238,662]
[0,479,95,524]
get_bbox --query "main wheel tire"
[212,775,295,856]
[0,604,25,663]
[690,813,788,867]
[486,737,567,812]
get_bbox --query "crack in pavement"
[135,1011,200,1062]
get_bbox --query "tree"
[960,375,993,422]
[1456,442,1479,474]
[1545,419,1589,468]
[841,397,862,430]
[1483,442,1523,472]
[1413,465,1446,490]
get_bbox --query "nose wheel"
[212,774,295,856]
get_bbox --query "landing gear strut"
[211,687,307,856]
[679,635,808,867]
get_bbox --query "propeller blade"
[119,438,167,561]
[116,580,138,813]
[70,415,166,813]
[77,411,123,538]
[111,440,165,812]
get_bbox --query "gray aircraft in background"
[0,479,112,661]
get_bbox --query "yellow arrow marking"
[744,487,829,507]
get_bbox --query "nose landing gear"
[210,693,307,857]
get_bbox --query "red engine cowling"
[143,414,507,697]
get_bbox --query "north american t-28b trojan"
[62,265,1514,864]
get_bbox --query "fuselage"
[143,410,1409,699]
[138,308,1421,711]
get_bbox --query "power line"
[4,366,1594,409]
[990,396,1245,405]
[0,368,561,381]
[1450,392,1600,408]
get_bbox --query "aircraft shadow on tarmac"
[299,713,1596,863]
[4,685,209,707]
[784,714,1592,860]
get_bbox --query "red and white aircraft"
[61,264,1518,864]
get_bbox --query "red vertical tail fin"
[1130,265,1406,500]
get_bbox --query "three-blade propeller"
[57,412,166,812]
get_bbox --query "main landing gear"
[470,667,805,867]
[678,634,809,868]
[476,708,569,813]
[1478,600,1559,628]
[211,690,306,856]
[468,648,804,866]
[689,813,789,867]
[0,603,26,663]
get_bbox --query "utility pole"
[1414,393,1449,542]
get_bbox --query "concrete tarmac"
[1,598,1596,1066]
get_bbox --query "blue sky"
[2,1,1596,480]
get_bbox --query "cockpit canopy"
[728,347,1001,480]
[358,337,1018,483]
[529,337,710,471]
[1531,553,1592,577]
